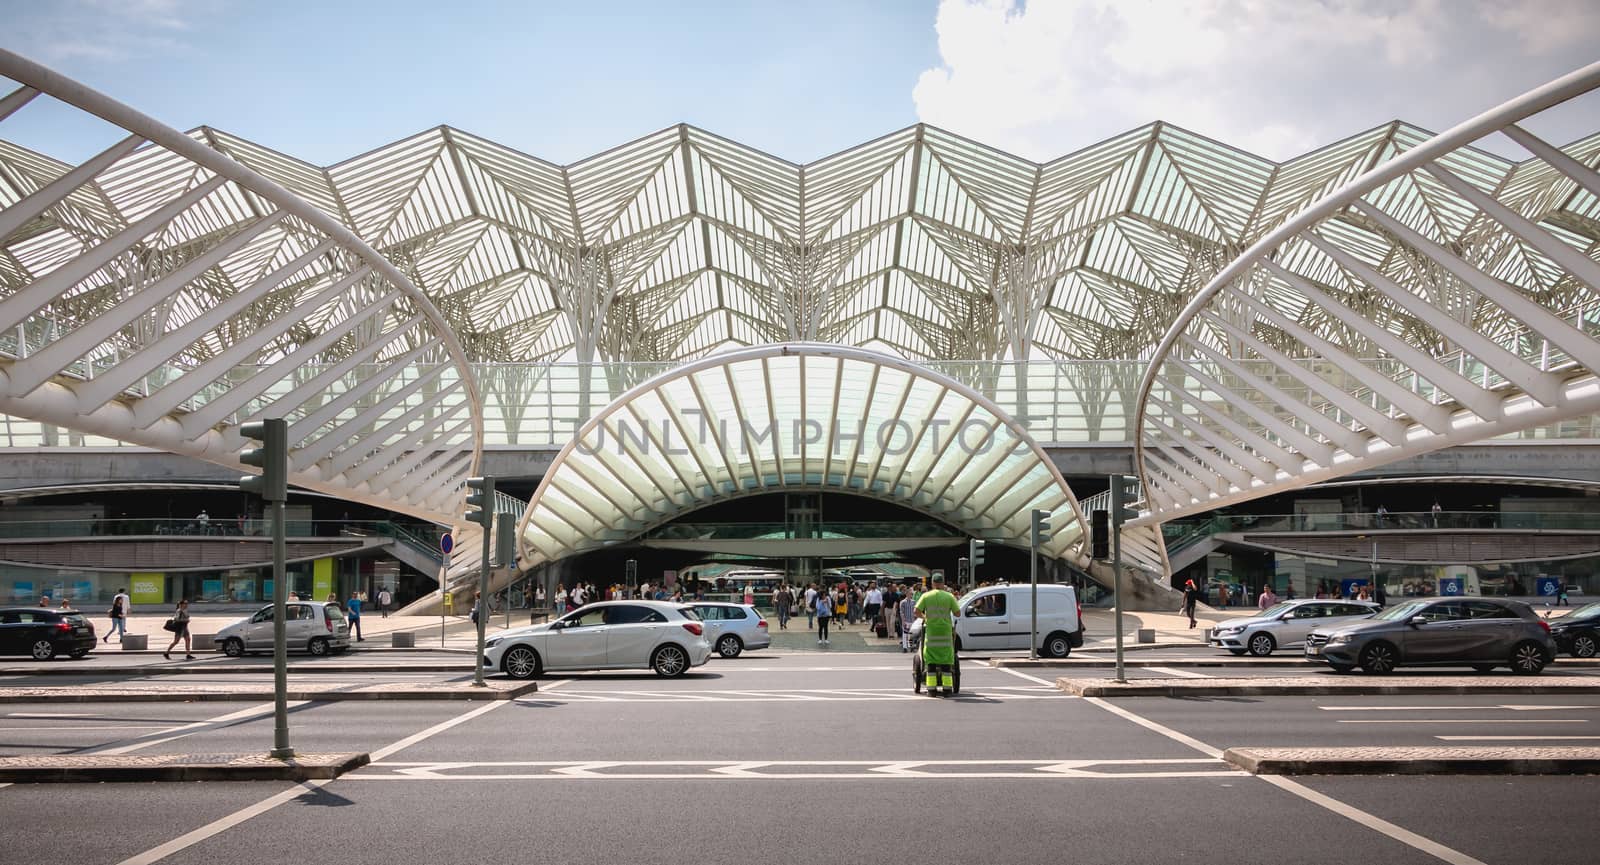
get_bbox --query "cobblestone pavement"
[0,752,368,782]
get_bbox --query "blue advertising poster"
[73,580,92,601]
[1439,577,1465,596]
[1339,579,1369,598]
[1537,577,1561,597]
[203,579,222,600]
[12,581,32,603]
[262,579,272,601]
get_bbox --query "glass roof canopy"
[517,344,1087,567]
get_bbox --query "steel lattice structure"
[1134,61,1600,530]
[0,49,484,525]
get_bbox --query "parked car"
[1209,599,1379,656]
[954,584,1084,657]
[689,601,770,658]
[0,607,96,660]
[485,600,712,679]
[214,601,351,657]
[1305,597,1556,675]
[1549,602,1600,658]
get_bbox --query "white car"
[956,584,1084,657]
[215,601,351,657]
[485,600,712,679]
[689,601,771,658]
[1209,598,1380,656]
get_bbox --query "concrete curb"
[1056,676,1600,697]
[0,663,474,676]
[0,681,539,703]
[1224,746,1600,775]
[0,752,370,783]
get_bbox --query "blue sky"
[2,1,1597,167]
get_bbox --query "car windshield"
[1259,602,1294,618]
[1373,600,1427,621]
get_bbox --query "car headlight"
[1326,634,1353,645]
[484,637,501,649]
[1214,626,1241,636]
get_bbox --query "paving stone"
[0,679,537,703]
[1225,745,1600,775]
[1057,675,1600,697]
[0,752,369,782]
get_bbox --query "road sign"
[440,531,454,554]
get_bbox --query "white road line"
[1434,735,1600,741]
[118,692,528,865]
[1319,705,1600,712]
[0,725,175,732]
[6,712,104,717]
[95,702,307,756]
[1144,666,1211,678]
[994,666,1059,687]
[351,757,1243,781]
[1082,696,1488,865]
[1336,719,1587,725]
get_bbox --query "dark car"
[1549,602,1600,658]
[0,607,97,660]
[1305,597,1555,675]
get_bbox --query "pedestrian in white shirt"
[803,585,817,630]
[863,585,883,632]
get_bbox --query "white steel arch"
[516,343,1088,568]
[1134,61,1600,527]
[0,50,484,523]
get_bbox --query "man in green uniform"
[915,575,961,697]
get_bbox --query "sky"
[0,0,1597,168]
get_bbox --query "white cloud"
[7,0,211,64]
[913,0,1600,162]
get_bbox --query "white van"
[955,584,1084,657]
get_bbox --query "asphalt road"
[1,653,1596,865]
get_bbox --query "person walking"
[104,587,130,643]
[773,584,793,630]
[815,586,833,646]
[378,587,392,618]
[1182,579,1201,629]
[1257,583,1278,611]
[915,575,961,696]
[163,599,193,660]
[863,583,883,634]
[803,583,817,630]
[1557,582,1570,607]
[347,592,364,642]
[898,587,917,653]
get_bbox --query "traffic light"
[1030,508,1051,548]
[625,558,638,587]
[1111,474,1140,529]
[496,514,516,568]
[238,419,287,502]
[969,538,986,570]
[465,476,495,527]
[957,556,970,582]
[1090,509,1110,559]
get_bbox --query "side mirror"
[1406,617,1422,628]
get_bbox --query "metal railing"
[0,517,441,542]
[644,521,963,541]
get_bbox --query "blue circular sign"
[440,531,454,554]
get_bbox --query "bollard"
[391,631,415,648]
[121,634,148,650]
[1136,628,1155,644]
[1201,628,1212,643]
[192,633,217,651]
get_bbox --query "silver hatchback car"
[1306,596,1557,675]
[689,602,771,658]
[1210,598,1379,656]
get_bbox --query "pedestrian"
[1431,500,1442,527]
[378,587,392,618]
[898,588,917,652]
[815,585,833,646]
[1375,504,1388,527]
[470,591,482,625]
[163,599,193,660]
[835,586,849,628]
[1558,582,1570,607]
[773,583,793,630]
[196,508,210,534]
[803,583,817,630]
[743,583,755,606]
[863,583,883,634]
[1217,583,1230,608]
[914,574,960,697]
[104,587,130,643]
[1257,583,1278,611]
[347,592,364,641]
[1181,579,1200,629]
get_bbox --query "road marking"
[1082,697,1488,865]
[0,724,175,731]
[995,666,1058,687]
[1320,705,1600,712]
[519,686,1071,703]
[6,712,104,717]
[1434,735,1600,741]
[94,702,308,755]
[1144,666,1211,678]
[117,693,525,865]
[351,757,1243,781]
[1337,719,1587,725]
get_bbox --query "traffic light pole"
[1111,475,1127,684]
[269,496,291,757]
[474,514,491,687]
[1029,534,1039,662]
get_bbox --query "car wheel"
[1246,632,1276,657]
[222,638,245,658]
[1572,632,1598,659]
[502,645,540,679]
[307,637,329,657]
[716,634,743,659]
[1472,664,1497,673]
[1327,663,1355,674]
[912,654,923,694]
[1359,641,1398,674]
[953,635,963,653]
[1510,640,1547,676]
[31,640,55,661]
[1041,632,1072,659]
[652,644,690,677]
